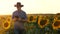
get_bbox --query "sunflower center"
[54,21,60,27]
[4,22,9,27]
[40,20,47,26]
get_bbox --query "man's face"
[16,5,21,10]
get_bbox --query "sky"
[0,0,60,15]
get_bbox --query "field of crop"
[0,14,60,34]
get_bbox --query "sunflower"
[2,20,10,30]
[28,16,37,22]
[52,17,60,30]
[38,16,49,28]
[0,20,4,32]
[1,16,6,21]
[6,16,11,22]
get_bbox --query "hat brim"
[14,5,24,7]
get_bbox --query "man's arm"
[12,12,17,22]
[22,12,28,22]
[18,12,28,22]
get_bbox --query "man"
[12,2,27,34]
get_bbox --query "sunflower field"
[0,14,60,34]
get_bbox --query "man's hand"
[18,18,22,21]
[13,18,18,22]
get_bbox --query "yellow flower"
[6,16,11,22]
[2,20,10,30]
[38,16,49,28]
[1,16,6,21]
[28,15,37,22]
[52,17,60,30]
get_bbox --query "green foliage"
[7,16,60,34]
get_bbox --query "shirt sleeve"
[12,12,14,19]
[23,12,27,20]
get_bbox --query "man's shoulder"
[13,10,17,13]
[21,10,26,14]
